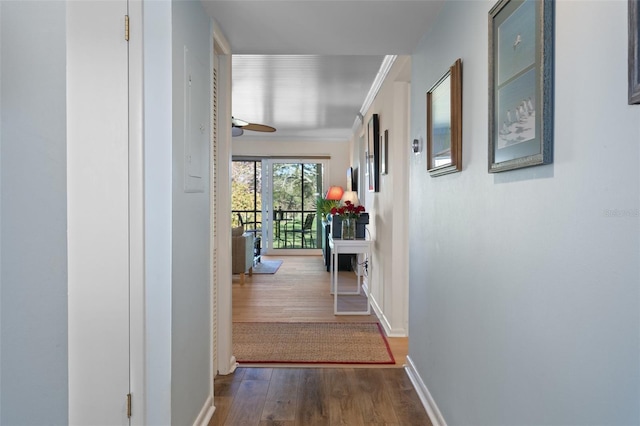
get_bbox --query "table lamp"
[340,190,359,206]
[325,186,344,201]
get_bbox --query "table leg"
[333,248,338,314]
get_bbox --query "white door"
[67,2,131,424]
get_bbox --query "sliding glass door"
[231,158,326,255]
[263,159,325,253]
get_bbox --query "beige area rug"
[233,322,395,364]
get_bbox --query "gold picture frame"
[427,58,462,177]
[630,0,640,104]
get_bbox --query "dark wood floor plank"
[258,421,296,426]
[352,368,399,424]
[214,369,246,398]
[224,379,270,425]
[261,368,300,422]
[327,368,364,425]
[295,369,330,425]
[211,369,248,425]
[244,367,274,381]
[209,396,232,426]
[381,369,433,426]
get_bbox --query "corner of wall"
[0,4,3,421]
[404,357,447,426]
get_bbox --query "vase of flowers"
[331,201,365,240]
[341,217,356,239]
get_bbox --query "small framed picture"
[365,150,369,177]
[367,114,380,192]
[427,59,462,177]
[380,130,389,175]
[346,166,358,192]
[629,0,640,104]
[488,0,554,172]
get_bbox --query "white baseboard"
[192,395,215,426]
[227,355,238,374]
[218,355,238,376]
[369,295,407,338]
[405,356,447,426]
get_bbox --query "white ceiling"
[201,0,445,142]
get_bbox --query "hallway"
[211,255,429,425]
[231,255,407,366]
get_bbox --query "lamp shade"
[325,186,344,201]
[340,190,359,206]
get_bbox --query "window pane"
[255,162,262,210]
[273,163,302,211]
[302,163,321,211]
[232,160,261,230]
[231,161,255,213]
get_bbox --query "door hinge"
[124,15,130,41]
[126,393,132,418]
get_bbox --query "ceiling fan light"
[232,117,249,127]
[232,126,244,137]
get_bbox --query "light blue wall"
[0,2,68,424]
[0,4,3,419]
[408,1,639,424]
[145,1,213,422]
[171,0,212,424]
[144,0,174,423]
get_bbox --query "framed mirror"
[427,58,463,177]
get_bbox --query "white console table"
[328,235,373,315]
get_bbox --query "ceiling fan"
[231,117,276,137]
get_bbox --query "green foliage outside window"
[232,160,323,248]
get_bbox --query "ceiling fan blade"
[243,123,276,132]
[232,116,276,134]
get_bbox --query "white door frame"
[212,22,236,376]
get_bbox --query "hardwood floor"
[211,367,432,426]
[231,254,408,367]
[211,255,430,426]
